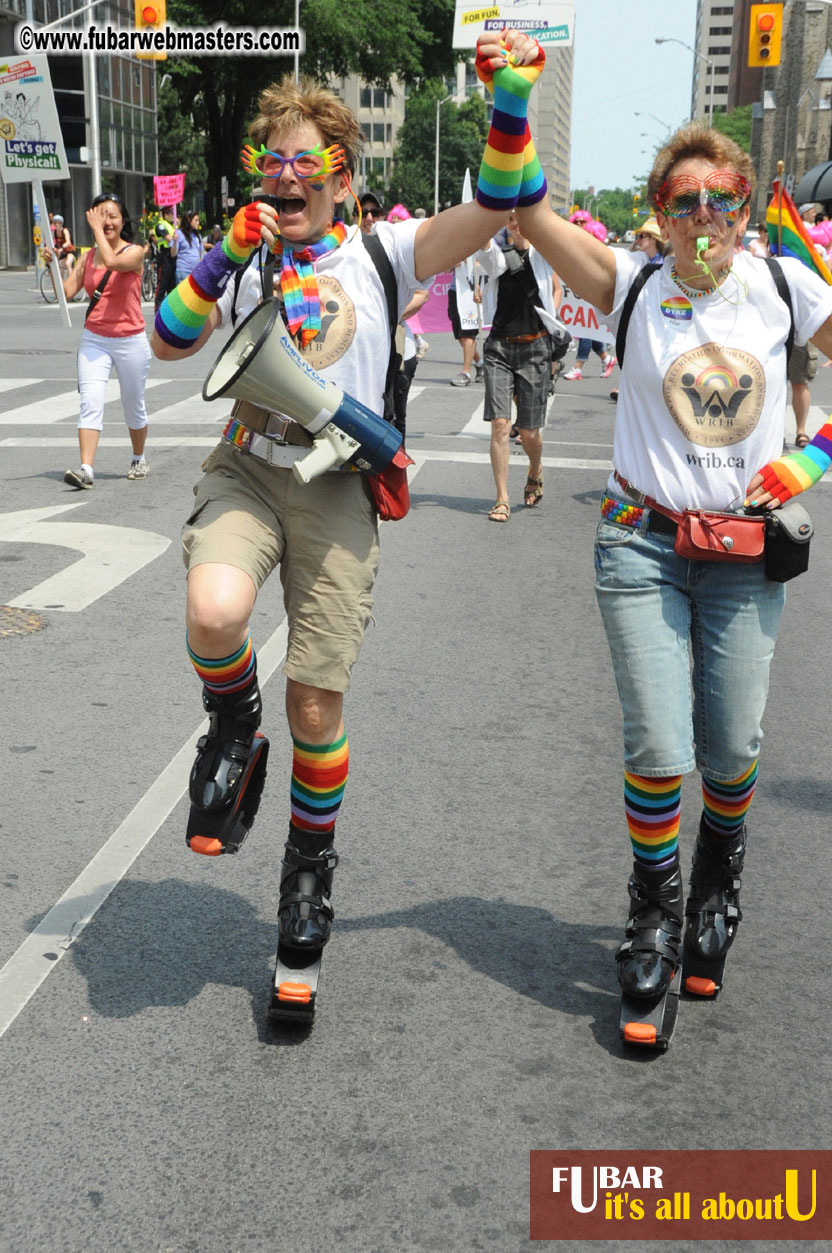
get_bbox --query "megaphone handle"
[293,425,360,484]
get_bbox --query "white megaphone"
[202,299,408,484]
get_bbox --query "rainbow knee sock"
[475,42,546,211]
[701,762,758,838]
[290,733,349,841]
[187,635,256,697]
[625,772,682,869]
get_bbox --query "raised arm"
[86,206,144,273]
[516,199,617,313]
[413,29,546,282]
[152,202,277,361]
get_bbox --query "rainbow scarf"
[273,220,348,345]
[766,178,832,285]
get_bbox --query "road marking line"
[0,620,288,1041]
[0,378,39,395]
[1,503,172,612]
[0,378,169,426]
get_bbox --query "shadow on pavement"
[53,880,636,1057]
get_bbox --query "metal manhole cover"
[0,605,44,635]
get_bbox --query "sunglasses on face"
[654,169,751,218]
[240,142,346,183]
[361,206,380,218]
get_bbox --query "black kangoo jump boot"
[617,857,684,999]
[186,681,269,856]
[190,682,262,812]
[617,857,684,1050]
[278,827,339,951]
[683,820,746,998]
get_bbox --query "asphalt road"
[1,269,831,1252]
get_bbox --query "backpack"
[615,256,795,369]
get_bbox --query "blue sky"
[570,0,698,192]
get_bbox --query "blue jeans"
[594,518,786,781]
[577,338,605,359]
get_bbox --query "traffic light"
[748,3,783,67]
[135,0,166,61]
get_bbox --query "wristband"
[155,205,264,349]
[754,419,832,503]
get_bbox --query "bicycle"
[141,254,156,303]
[39,246,89,304]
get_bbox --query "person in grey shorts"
[475,211,561,520]
[787,340,818,449]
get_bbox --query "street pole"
[434,93,453,216]
[86,51,101,196]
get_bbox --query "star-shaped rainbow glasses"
[241,142,346,184]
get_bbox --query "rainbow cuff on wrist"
[155,243,243,349]
[518,126,547,206]
[758,420,832,501]
[476,55,544,211]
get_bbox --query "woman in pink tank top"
[44,191,152,489]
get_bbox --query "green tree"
[570,186,650,239]
[711,105,753,154]
[163,0,458,223]
[387,84,489,212]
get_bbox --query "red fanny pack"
[615,473,765,563]
[366,446,414,522]
[674,510,765,562]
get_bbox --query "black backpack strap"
[763,256,795,367]
[362,232,401,421]
[615,261,662,368]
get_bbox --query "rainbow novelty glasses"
[240,142,346,183]
[653,169,751,218]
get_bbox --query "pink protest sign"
[153,173,185,207]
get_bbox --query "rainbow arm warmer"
[154,204,265,350]
[475,41,546,211]
[753,418,832,504]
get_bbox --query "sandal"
[524,476,543,508]
[488,500,510,523]
[795,434,810,449]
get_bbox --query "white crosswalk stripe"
[0,377,169,425]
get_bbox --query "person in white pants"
[46,191,150,489]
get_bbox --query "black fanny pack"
[761,500,813,583]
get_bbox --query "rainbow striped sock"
[625,772,682,868]
[187,635,256,697]
[290,733,349,838]
[701,762,758,838]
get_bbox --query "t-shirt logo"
[663,343,765,447]
[298,275,356,368]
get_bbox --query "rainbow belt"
[601,494,645,527]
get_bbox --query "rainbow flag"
[766,178,832,285]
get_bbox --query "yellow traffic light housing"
[748,3,783,68]
[135,0,166,61]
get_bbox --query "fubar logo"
[663,342,764,447]
[530,1150,831,1241]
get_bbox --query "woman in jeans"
[504,106,832,1033]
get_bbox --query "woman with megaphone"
[151,52,545,1019]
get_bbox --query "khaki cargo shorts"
[182,440,379,693]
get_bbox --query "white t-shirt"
[601,249,832,512]
[216,219,425,418]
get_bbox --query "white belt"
[247,432,312,469]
